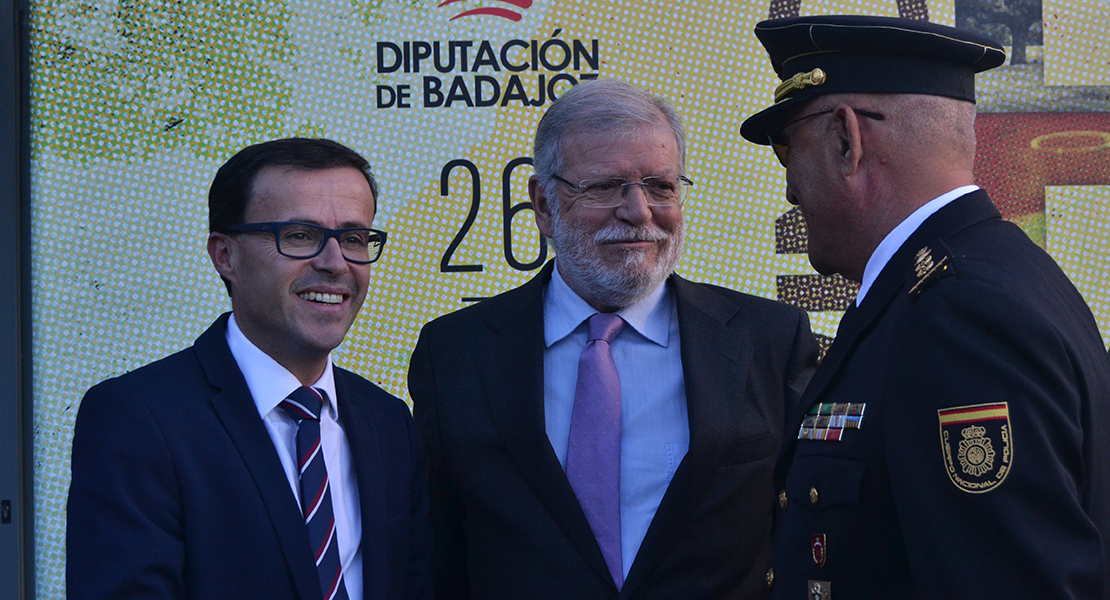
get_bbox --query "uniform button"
[809,486,819,505]
[766,567,774,589]
[778,489,789,511]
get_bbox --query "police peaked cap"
[740,15,1007,145]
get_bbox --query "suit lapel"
[335,371,389,600]
[794,268,898,412]
[482,262,617,589]
[622,276,752,598]
[197,314,323,600]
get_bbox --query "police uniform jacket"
[770,190,1110,599]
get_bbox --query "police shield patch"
[938,402,1012,493]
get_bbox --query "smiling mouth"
[298,292,344,305]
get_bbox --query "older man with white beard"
[408,78,820,600]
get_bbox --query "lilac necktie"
[566,312,626,590]
[280,386,350,600]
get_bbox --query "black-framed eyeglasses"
[551,173,694,208]
[768,107,885,167]
[226,221,387,264]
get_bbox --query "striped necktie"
[280,386,350,600]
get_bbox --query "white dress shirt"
[856,185,980,305]
[226,314,363,600]
[543,263,690,578]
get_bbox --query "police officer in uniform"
[740,15,1110,599]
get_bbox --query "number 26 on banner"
[439,157,549,273]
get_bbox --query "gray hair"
[884,94,977,168]
[806,93,977,170]
[533,78,686,204]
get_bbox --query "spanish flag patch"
[937,402,1012,493]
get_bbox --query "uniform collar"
[856,185,979,305]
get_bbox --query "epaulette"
[907,240,955,297]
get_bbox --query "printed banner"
[29,0,1109,594]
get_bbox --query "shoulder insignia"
[907,241,954,297]
[937,402,1013,493]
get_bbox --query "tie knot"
[280,386,324,422]
[587,312,625,344]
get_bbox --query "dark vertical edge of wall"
[19,0,34,595]
[1,0,33,598]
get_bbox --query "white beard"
[550,209,685,310]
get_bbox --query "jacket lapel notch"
[201,317,323,600]
[623,278,754,594]
[336,373,389,600]
[483,264,618,586]
[209,391,323,600]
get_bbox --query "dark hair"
[208,137,379,233]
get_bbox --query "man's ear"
[831,104,864,177]
[529,175,555,239]
[207,232,237,285]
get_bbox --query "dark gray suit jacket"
[409,262,819,599]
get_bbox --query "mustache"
[592,223,670,244]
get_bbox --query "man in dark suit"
[67,138,432,600]
[409,78,819,599]
[740,16,1110,599]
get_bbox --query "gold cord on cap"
[774,68,826,104]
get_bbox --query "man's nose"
[311,237,351,272]
[615,184,654,223]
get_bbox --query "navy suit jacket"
[67,313,433,600]
[409,263,819,599]
[770,191,1110,599]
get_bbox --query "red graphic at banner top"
[974,113,1110,221]
[439,0,533,21]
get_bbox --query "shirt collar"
[226,313,339,420]
[856,185,979,305]
[543,259,673,348]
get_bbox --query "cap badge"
[938,402,1013,493]
[774,68,826,104]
